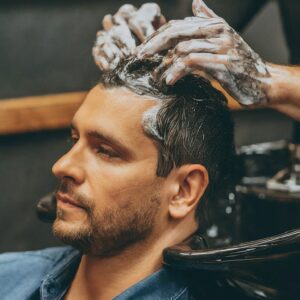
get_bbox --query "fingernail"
[165,73,174,85]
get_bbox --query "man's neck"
[64,236,167,300]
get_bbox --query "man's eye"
[96,146,119,158]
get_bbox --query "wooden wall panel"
[0,92,87,135]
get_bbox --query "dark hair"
[100,56,235,225]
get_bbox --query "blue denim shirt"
[0,246,194,300]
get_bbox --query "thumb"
[192,0,218,18]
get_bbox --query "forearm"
[267,63,300,106]
[265,64,300,121]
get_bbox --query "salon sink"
[163,229,300,299]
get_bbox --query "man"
[0,50,234,299]
[37,0,300,222]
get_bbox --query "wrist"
[266,63,300,105]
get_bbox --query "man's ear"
[168,164,209,219]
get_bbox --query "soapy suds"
[93,3,165,72]
[135,0,271,106]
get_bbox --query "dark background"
[0,0,295,252]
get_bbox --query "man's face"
[52,85,166,256]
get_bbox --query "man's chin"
[54,207,87,231]
[53,215,88,235]
[52,218,92,251]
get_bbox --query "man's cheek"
[107,176,157,209]
[100,161,156,188]
[90,160,157,204]
[106,181,150,207]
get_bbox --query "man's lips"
[56,192,85,209]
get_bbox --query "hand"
[93,3,166,72]
[135,0,271,106]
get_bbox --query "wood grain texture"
[0,92,87,135]
[0,85,242,135]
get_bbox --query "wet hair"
[100,56,235,226]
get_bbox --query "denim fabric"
[0,246,192,300]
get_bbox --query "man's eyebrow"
[70,122,132,155]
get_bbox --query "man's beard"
[53,180,161,257]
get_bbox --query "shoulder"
[0,246,74,271]
[0,246,76,299]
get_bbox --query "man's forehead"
[72,84,158,139]
[78,84,157,115]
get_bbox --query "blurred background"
[0,0,299,252]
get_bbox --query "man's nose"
[52,145,85,184]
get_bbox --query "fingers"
[96,3,166,71]
[116,4,137,20]
[94,57,109,70]
[93,39,121,71]
[128,3,165,42]
[111,24,136,50]
[102,5,136,31]
[160,53,228,85]
[139,3,162,18]
[174,38,226,55]
[192,0,218,18]
[102,5,136,30]
[153,15,167,30]
[154,38,224,78]
[153,51,176,79]
[93,48,110,71]
[135,18,225,58]
[93,25,135,71]
[128,18,151,42]
[101,43,116,60]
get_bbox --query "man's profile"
[0,56,234,300]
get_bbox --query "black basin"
[164,229,300,299]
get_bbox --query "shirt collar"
[40,247,81,300]
[40,247,188,300]
[113,266,189,300]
